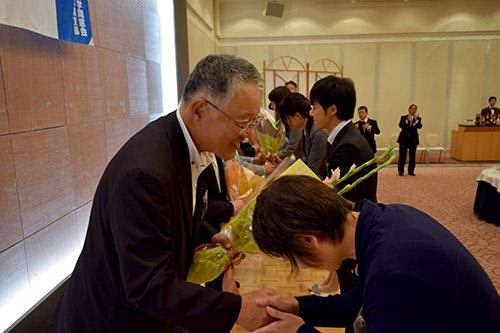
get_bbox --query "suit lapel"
[331,122,353,150]
[164,112,194,243]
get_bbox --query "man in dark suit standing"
[53,54,274,333]
[308,75,378,333]
[354,106,380,154]
[397,104,422,176]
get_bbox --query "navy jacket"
[297,200,500,332]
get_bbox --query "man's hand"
[251,306,305,333]
[231,199,244,216]
[263,163,277,176]
[237,288,277,331]
[253,152,266,165]
[256,295,300,315]
[354,123,359,129]
[362,123,370,131]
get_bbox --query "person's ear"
[294,234,320,251]
[326,104,337,117]
[191,98,206,120]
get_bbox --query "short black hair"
[268,86,291,104]
[277,93,311,121]
[309,76,356,121]
[489,96,497,102]
[252,175,352,273]
[285,81,297,88]
[408,104,418,110]
[358,106,368,113]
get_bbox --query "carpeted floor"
[378,165,500,291]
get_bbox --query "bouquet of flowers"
[255,109,286,157]
[187,158,311,284]
[186,148,397,284]
[225,159,265,206]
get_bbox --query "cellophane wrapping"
[255,110,286,157]
[187,159,319,284]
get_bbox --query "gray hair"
[181,54,263,106]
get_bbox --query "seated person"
[248,176,500,332]
[268,86,303,160]
[277,93,328,178]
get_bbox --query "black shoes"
[398,172,404,176]
[409,172,416,176]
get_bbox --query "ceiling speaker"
[264,2,285,18]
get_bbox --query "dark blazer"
[201,157,234,236]
[397,115,422,146]
[53,112,240,333]
[354,118,380,153]
[327,122,377,205]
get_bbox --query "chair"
[416,136,427,163]
[392,133,426,163]
[425,133,445,163]
[375,134,390,159]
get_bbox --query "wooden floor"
[230,254,344,332]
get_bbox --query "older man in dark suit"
[53,55,274,333]
[354,106,380,154]
[308,75,377,333]
[397,104,422,176]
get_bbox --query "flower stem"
[331,146,395,187]
[338,153,397,196]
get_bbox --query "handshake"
[236,288,304,332]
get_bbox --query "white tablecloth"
[476,167,500,193]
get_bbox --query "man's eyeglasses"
[202,98,261,131]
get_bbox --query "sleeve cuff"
[297,323,320,333]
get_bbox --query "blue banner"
[55,0,92,44]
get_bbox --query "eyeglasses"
[202,98,261,131]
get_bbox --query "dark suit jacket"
[327,122,377,205]
[354,118,380,153]
[397,115,422,146]
[53,112,240,333]
[197,157,234,243]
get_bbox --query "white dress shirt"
[176,111,220,214]
[327,120,351,145]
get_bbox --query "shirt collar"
[327,120,351,144]
[176,110,220,190]
[176,110,216,167]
